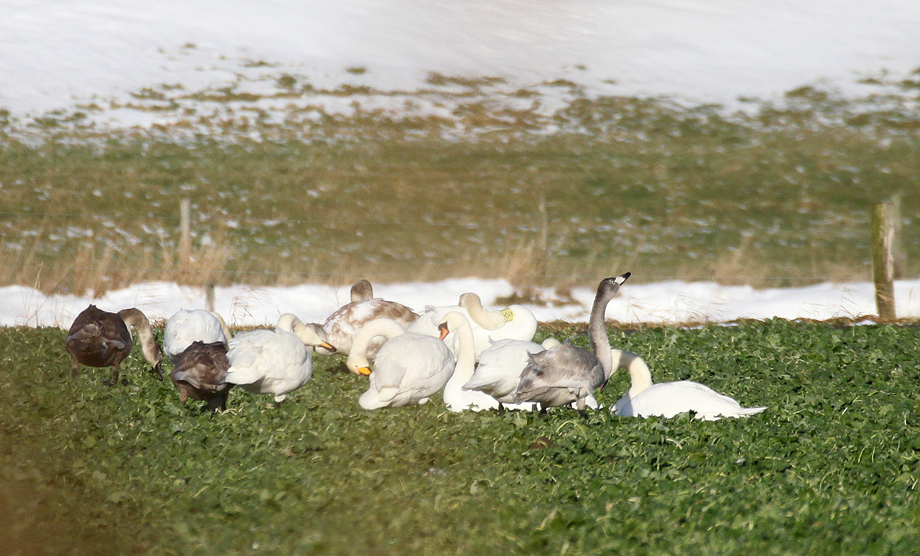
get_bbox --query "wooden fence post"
[205,282,216,312]
[538,190,548,284]
[871,202,896,320]
[180,198,191,267]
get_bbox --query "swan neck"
[588,289,613,378]
[620,350,652,399]
[117,308,162,367]
[460,294,505,330]
[211,311,232,345]
[349,318,404,367]
[444,313,474,402]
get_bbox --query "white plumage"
[309,297,419,362]
[347,318,455,410]
[441,312,500,412]
[461,338,560,411]
[225,314,318,406]
[407,293,537,360]
[611,350,767,420]
[163,309,231,364]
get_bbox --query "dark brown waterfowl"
[171,340,232,411]
[64,304,163,385]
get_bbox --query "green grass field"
[2,320,919,555]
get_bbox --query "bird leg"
[105,365,120,387]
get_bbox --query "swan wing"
[463,339,543,400]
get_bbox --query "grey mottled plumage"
[513,272,631,411]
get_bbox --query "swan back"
[357,331,454,409]
[317,298,419,358]
[615,381,766,420]
[226,327,313,404]
[164,309,230,364]
[513,340,605,408]
[463,338,545,402]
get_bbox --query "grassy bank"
[2,319,920,554]
[2,73,919,295]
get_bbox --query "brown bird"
[64,304,163,385]
[171,340,232,411]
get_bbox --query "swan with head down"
[225,313,333,407]
[65,304,163,385]
[348,317,455,410]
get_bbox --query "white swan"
[407,292,537,360]
[440,312,500,412]
[514,273,630,412]
[307,296,419,362]
[225,313,328,406]
[163,309,232,364]
[347,318,455,410]
[460,337,561,412]
[611,350,767,420]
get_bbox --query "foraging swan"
[461,337,561,412]
[350,279,374,303]
[407,292,538,360]
[514,273,630,412]
[347,318,454,410]
[225,314,331,406]
[611,350,767,420]
[171,340,232,411]
[65,304,162,385]
[440,312,500,412]
[163,309,232,364]
[307,296,419,362]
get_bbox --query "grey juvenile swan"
[513,272,630,412]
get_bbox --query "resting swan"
[611,350,767,420]
[64,304,163,385]
[163,309,232,364]
[514,273,630,412]
[407,292,537,360]
[440,312,501,412]
[307,294,419,362]
[225,314,332,406]
[461,337,560,412]
[347,318,454,410]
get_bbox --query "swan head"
[293,321,336,352]
[596,272,631,301]
[350,279,374,303]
